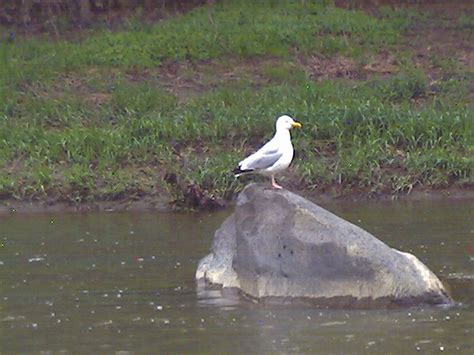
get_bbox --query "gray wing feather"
[260,147,279,155]
[247,152,283,170]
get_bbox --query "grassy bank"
[0,1,473,209]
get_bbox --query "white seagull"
[233,115,302,189]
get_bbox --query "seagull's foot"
[271,175,283,189]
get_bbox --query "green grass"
[0,1,401,86]
[0,1,472,208]
[1,77,471,203]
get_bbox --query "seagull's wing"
[239,148,283,171]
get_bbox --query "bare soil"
[1,184,473,216]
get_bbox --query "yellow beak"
[291,121,302,129]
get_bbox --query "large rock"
[196,184,452,308]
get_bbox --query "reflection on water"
[0,199,473,353]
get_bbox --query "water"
[1,200,473,353]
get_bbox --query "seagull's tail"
[233,166,253,177]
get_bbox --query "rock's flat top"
[196,184,452,308]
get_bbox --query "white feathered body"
[233,115,301,189]
[238,129,294,176]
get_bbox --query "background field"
[0,0,472,209]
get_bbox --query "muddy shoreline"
[1,185,473,216]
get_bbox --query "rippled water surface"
[1,199,473,353]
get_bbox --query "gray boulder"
[196,184,452,308]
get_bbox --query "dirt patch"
[0,195,173,216]
[23,69,114,108]
[299,52,401,82]
[0,1,208,35]
[154,56,284,101]
[87,92,112,106]
[334,0,473,96]
[158,53,402,100]
[1,184,473,216]
[403,26,472,70]
[363,51,399,74]
[157,61,212,102]
[300,55,363,81]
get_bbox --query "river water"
[1,199,473,353]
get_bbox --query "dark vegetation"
[0,1,472,209]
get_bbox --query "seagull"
[233,115,302,189]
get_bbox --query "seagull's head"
[276,115,302,131]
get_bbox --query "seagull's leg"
[271,175,283,189]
